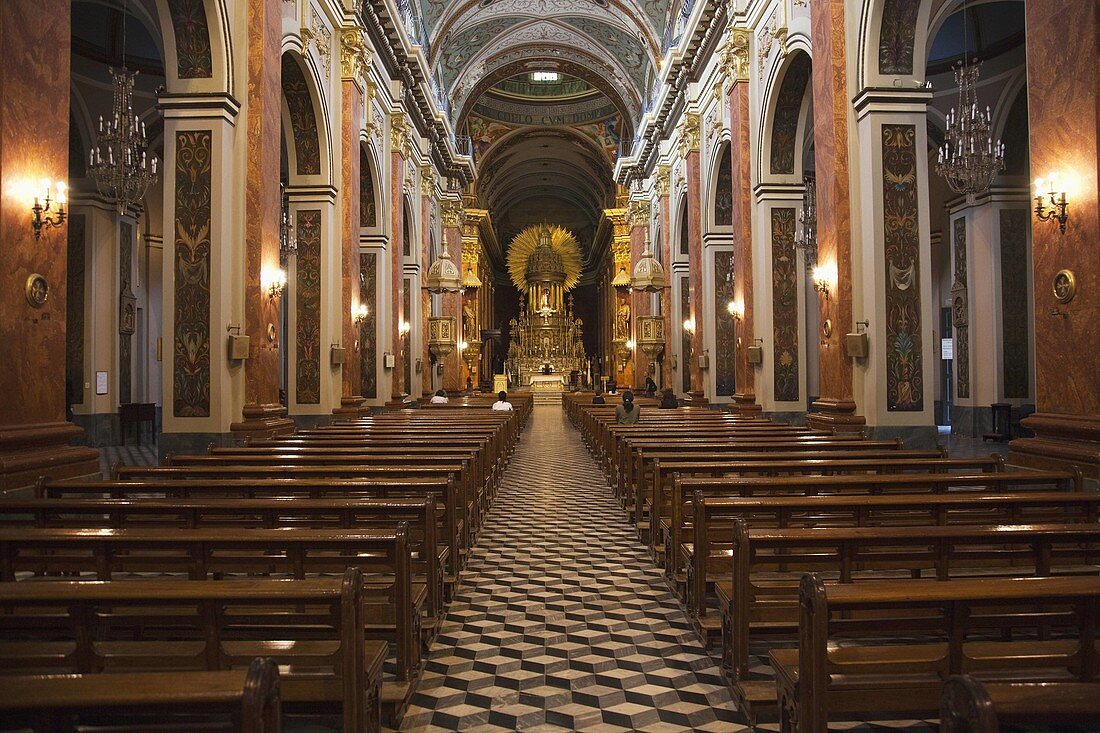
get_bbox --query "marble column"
[232,0,293,440]
[655,166,673,390]
[334,30,369,418]
[851,89,937,447]
[420,169,435,397]
[388,114,410,407]
[628,200,653,385]
[681,114,708,405]
[729,76,760,416]
[441,199,465,393]
[1009,0,1100,481]
[0,0,98,491]
[805,0,863,432]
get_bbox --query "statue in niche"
[463,303,477,343]
[615,302,631,340]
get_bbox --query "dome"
[524,226,566,283]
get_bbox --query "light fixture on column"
[262,266,287,299]
[630,232,668,292]
[352,303,369,325]
[88,0,158,215]
[811,262,835,300]
[1033,175,1069,234]
[682,317,696,334]
[795,175,817,270]
[398,320,411,337]
[727,300,745,321]
[934,2,1005,200]
[31,180,68,239]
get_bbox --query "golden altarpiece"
[505,225,587,386]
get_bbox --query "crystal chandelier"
[795,175,817,270]
[934,5,1005,200]
[88,2,158,215]
[279,182,297,266]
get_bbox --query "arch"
[280,51,324,179]
[402,196,416,259]
[153,0,232,94]
[710,140,733,228]
[858,0,935,89]
[996,79,1030,176]
[360,146,379,229]
[765,51,813,178]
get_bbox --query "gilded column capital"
[440,200,464,229]
[340,28,371,83]
[721,26,750,84]
[390,113,412,158]
[420,163,437,197]
[627,199,649,229]
[654,164,671,196]
[677,113,700,158]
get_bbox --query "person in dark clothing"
[591,391,606,405]
[658,388,678,409]
[643,375,657,398]
[615,391,640,424]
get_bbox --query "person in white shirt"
[491,390,513,411]
[430,389,448,404]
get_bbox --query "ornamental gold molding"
[627,199,649,229]
[721,27,750,84]
[440,200,464,229]
[420,163,437,197]
[677,113,701,158]
[654,164,671,196]
[390,113,412,158]
[301,10,332,76]
[340,28,371,82]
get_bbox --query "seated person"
[644,375,658,398]
[658,388,678,409]
[430,388,449,404]
[591,390,606,405]
[615,391,640,424]
[606,379,618,394]
[491,390,513,411]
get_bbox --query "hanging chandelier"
[795,175,817,270]
[934,4,1005,200]
[279,182,297,266]
[88,2,158,215]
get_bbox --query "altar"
[529,374,565,405]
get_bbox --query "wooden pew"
[0,658,282,733]
[0,571,385,731]
[939,675,1100,733]
[713,521,1100,722]
[0,494,447,628]
[775,575,1100,733]
[104,467,473,566]
[0,525,423,694]
[657,456,1006,571]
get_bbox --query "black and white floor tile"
[392,405,939,732]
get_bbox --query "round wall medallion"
[25,273,49,308]
[267,323,277,341]
[1053,269,1076,304]
[822,319,833,338]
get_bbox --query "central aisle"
[399,405,745,732]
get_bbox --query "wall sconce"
[727,300,745,321]
[811,263,836,300]
[261,267,287,299]
[1034,175,1069,234]
[352,303,368,325]
[398,320,411,337]
[31,179,68,239]
[682,317,696,334]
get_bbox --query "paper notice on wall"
[95,371,108,395]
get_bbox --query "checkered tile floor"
[392,406,938,733]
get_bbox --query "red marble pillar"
[388,116,408,406]
[419,181,433,397]
[0,0,99,491]
[629,211,652,385]
[684,132,707,405]
[441,202,465,393]
[232,0,292,439]
[334,75,365,418]
[805,0,863,432]
[729,81,760,415]
[1009,0,1100,480]
[656,168,673,390]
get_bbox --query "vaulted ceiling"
[422,0,678,130]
